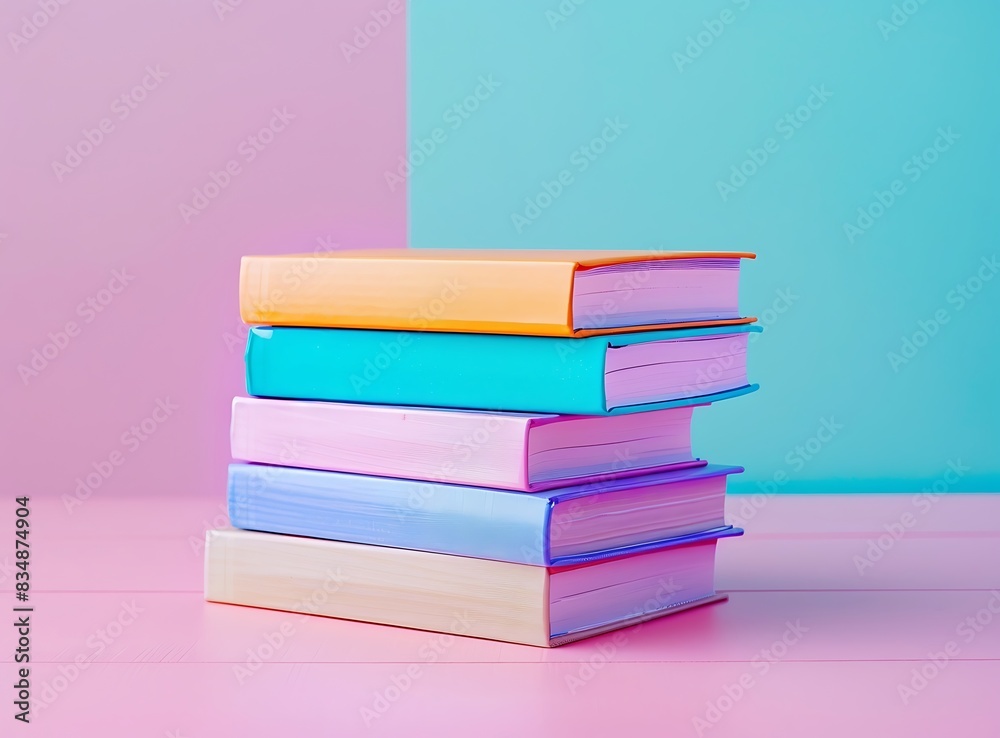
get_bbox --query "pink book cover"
[229,397,704,492]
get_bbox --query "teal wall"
[408,1,999,492]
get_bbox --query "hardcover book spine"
[229,397,532,490]
[204,528,553,647]
[239,255,578,335]
[244,326,610,415]
[227,464,554,565]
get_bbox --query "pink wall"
[0,1,407,503]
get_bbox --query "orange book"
[239,249,756,336]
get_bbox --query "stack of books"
[205,249,758,647]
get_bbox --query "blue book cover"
[244,323,760,415]
[227,462,743,566]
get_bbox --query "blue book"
[245,323,760,415]
[227,462,743,566]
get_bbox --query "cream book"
[204,527,737,647]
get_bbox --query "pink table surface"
[4,494,999,736]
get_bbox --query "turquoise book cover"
[245,324,761,415]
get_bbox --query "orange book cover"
[239,249,756,336]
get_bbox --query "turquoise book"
[245,324,760,415]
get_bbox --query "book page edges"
[548,593,728,646]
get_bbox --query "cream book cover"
[204,528,729,647]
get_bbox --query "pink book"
[230,397,702,492]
